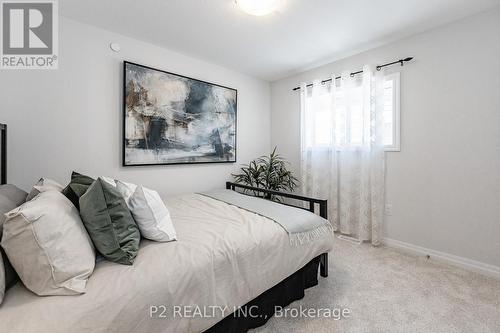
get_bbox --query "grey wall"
[0,18,271,196]
[270,9,500,267]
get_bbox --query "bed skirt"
[204,255,321,333]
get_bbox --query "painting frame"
[122,61,237,166]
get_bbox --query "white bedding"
[0,193,334,333]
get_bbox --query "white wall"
[271,9,500,267]
[0,18,271,196]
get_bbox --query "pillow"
[0,184,27,210]
[0,254,4,303]
[0,185,27,233]
[62,171,94,210]
[79,178,140,265]
[1,191,95,296]
[116,181,177,242]
[26,177,64,201]
[0,250,16,302]
[0,184,27,304]
[101,176,116,187]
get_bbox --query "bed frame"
[226,181,329,278]
[0,123,6,185]
[204,182,331,332]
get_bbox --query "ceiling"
[60,0,500,81]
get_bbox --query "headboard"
[0,123,6,184]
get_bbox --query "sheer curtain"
[300,65,386,245]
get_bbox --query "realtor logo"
[1,0,58,69]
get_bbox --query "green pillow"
[79,178,140,265]
[62,171,94,210]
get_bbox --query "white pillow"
[1,191,95,296]
[26,177,64,201]
[116,181,177,242]
[100,176,116,187]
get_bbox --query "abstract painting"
[123,62,237,166]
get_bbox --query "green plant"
[232,147,299,201]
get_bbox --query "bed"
[0,123,333,333]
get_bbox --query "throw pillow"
[79,178,140,265]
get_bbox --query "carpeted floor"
[253,238,500,333]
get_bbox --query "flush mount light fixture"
[236,0,282,16]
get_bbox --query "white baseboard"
[383,238,500,280]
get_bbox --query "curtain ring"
[376,66,382,71]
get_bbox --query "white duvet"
[0,194,334,333]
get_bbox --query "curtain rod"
[292,57,413,91]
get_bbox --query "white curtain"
[300,65,386,245]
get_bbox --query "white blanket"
[200,189,333,246]
[0,194,334,333]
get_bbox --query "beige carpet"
[253,238,500,333]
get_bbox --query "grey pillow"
[79,178,140,265]
[0,254,4,304]
[0,184,28,233]
[62,172,95,210]
[0,184,27,304]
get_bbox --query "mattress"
[0,193,334,333]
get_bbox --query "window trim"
[384,72,401,152]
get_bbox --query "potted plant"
[232,147,298,201]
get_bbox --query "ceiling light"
[236,0,282,16]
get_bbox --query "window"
[383,72,400,151]
[304,72,400,151]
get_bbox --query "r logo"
[2,1,53,54]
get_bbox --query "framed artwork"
[123,61,237,166]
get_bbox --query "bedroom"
[0,0,499,332]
